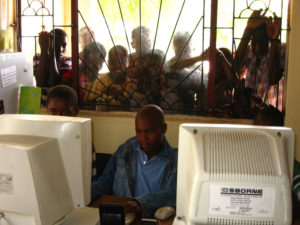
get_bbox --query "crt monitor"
[174,124,294,225]
[0,114,92,225]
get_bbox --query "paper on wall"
[0,65,17,87]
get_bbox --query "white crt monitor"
[0,114,92,225]
[174,124,294,225]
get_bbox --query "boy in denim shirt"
[91,104,177,217]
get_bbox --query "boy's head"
[108,45,128,73]
[51,29,68,61]
[83,42,106,71]
[251,23,269,59]
[173,31,192,59]
[135,105,167,156]
[46,85,78,117]
[131,26,152,55]
[79,26,95,50]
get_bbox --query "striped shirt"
[33,54,72,105]
[243,44,286,111]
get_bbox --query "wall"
[285,0,300,161]
[78,111,252,154]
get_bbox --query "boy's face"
[135,116,166,155]
[109,51,128,73]
[47,97,77,117]
[87,53,103,71]
[251,28,269,59]
[131,35,140,51]
[55,34,68,61]
[79,33,93,49]
[173,44,191,59]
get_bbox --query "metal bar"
[232,0,238,85]
[232,0,235,56]
[201,0,205,113]
[203,26,232,29]
[34,36,37,57]
[151,0,163,59]
[78,9,122,100]
[139,0,142,57]
[21,15,53,17]
[53,25,73,27]
[71,0,79,93]
[78,11,109,70]
[207,0,218,110]
[52,0,54,50]
[163,64,202,96]
[96,0,119,80]
[276,0,284,109]
[17,0,22,51]
[36,5,51,16]
[159,0,186,76]
[117,0,133,62]
[21,36,39,38]
[170,16,203,73]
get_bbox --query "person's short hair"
[252,22,268,42]
[136,104,165,126]
[51,28,67,37]
[109,45,128,61]
[80,26,95,37]
[131,26,152,50]
[173,31,191,48]
[218,47,233,63]
[83,42,107,59]
[46,85,78,108]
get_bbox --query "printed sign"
[0,173,13,194]
[0,65,17,87]
[209,185,275,218]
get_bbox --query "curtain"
[0,0,14,51]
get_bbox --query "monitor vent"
[204,130,279,179]
[207,218,275,225]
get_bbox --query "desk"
[90,195,300,225]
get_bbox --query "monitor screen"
[0,114,92,225]
[174,124,294,225]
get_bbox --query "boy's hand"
[266,12,281,40]
[38,31,52,53]
[124,200,141,216]
[247,9,267,30]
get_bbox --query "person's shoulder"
[99,72,111,82]
[59,56,72,67]
[115,137,138,154]
[164,138,178,157]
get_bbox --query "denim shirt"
[91,136,178,217]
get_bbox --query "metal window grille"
[18,0,289,117]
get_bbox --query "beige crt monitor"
[0,114,92,223]
[0,135,73,225]
[174,124,294,225]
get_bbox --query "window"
[19,0,289,117]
